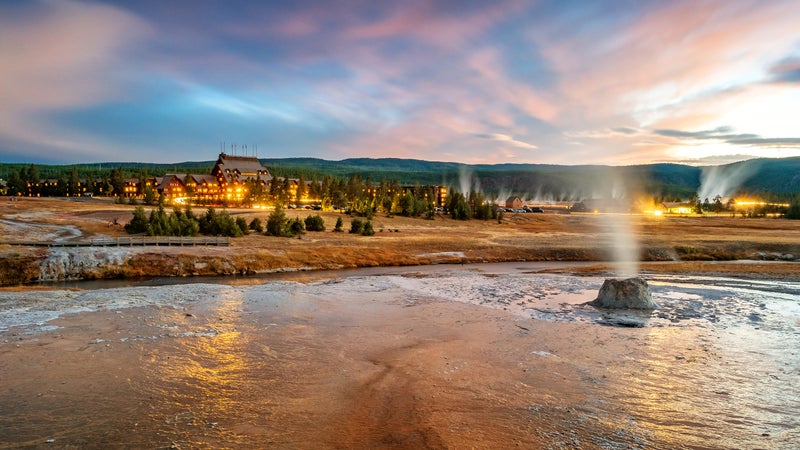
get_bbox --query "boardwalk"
[1,236,231,247]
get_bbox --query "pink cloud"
[536,0,800,126]
[0,1,151,110]
[0,0,151,157]
[343,1,523,49]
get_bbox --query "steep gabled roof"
[158,174,185,191]
[183,174,218,185]
[212,153,270,183]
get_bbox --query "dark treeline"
[4,157,800,221]
[0,163,211,198]
[4,156,800,200]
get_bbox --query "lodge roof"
[185,174,219,184]
[158,174,184,191]
[212,153,270,183]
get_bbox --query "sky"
[1,0,800,166]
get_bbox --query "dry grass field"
[1,197,799,285]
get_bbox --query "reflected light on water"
[608,322,799,448]
[140,289,273,445]
[611,327,715,446]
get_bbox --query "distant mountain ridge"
[260,156,799,199]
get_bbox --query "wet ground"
[1,263,798,449]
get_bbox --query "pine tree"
[125,206,149,234]
[266,207,288,236]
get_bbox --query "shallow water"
[384,267,800,447]
[1,263,798,448]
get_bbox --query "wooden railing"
[1,236,231,247]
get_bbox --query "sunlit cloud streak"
[1,0,800,165]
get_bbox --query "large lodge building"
[126,153,298,204]
[7,153,448,208]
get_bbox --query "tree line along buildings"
[4,153,449,209]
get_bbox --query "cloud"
[476,133,539,150]
[565,127,645,140]
[2,1,800,166]
[532,1,800,126]
[769,57,800,84]
[654,127,800,148]
[670,154,757,166]
[0,0,152,160]
[610,127,641,135]
[653,127,757,141]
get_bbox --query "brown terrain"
[2,197,798,449]
[2,196,800,286]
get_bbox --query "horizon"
[2,1,800,166]
[3,152,788,170]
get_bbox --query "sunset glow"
[1,0,799,165]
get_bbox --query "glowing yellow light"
[736,200,789,208]
[653,210,663,217]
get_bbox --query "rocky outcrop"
[38,247,131,281]
[590,277,658,309]
[0,253,43,285]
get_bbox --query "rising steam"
[600,213,640,278]
[459,165,479,195]
[596,174,640,277]
[697,161,758,201]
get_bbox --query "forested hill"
[2,156,799,199]
[262,156,800,199]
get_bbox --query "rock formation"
[590,277,658,309]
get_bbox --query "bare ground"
[1,198,797,449]
[1,197,799,286]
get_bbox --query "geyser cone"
[591,277,658,309]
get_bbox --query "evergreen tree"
[288,218,305,236]
[236,217,249,235]
[266,207,288,236]
[6,170,23,196]
[399,192,415,216]
[109,168,125,197]
[349,218,364,234]
[296,173,307,205]
[304,214,325,231]
[447,192,471,220]
[786,199,800,220]
[178,211,200,236]
[212,211,243,237]
[143,186,156,205]
[200,207,217,235]
[25,164,40,196]
[361,220,375,236]
[249,217,264,233]
[333,216,344,232]
[125,206,149,234]
[147,205,169,236]
[68,167,80,197]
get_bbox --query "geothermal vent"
[591,277,659,309]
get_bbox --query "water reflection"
[3,263,799,448]
[138,288,271,446]
[605,302,800,449]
